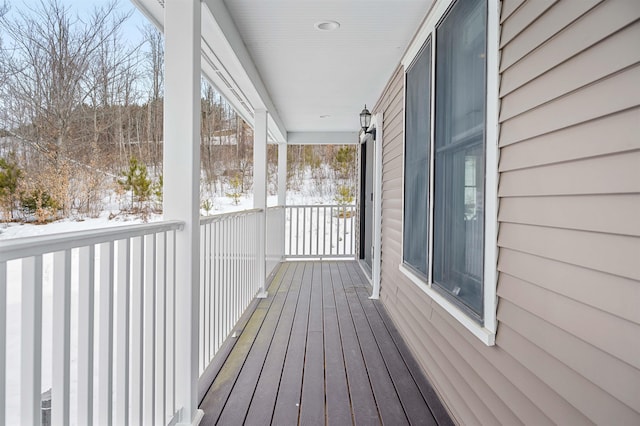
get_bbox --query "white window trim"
[398,0,499,346]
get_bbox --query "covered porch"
[0,0,445,424]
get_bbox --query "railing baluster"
[21,255,43,426]
[208,223,213,362]
[313,206,317,256]
[295,207,300,256]
[234,216,238,330]
[319,207,323,256]
[0,261,5,425]
[338,206,342,256]
[201,224,206,369]
[253,214,257,293]
[216,220,222,351]
[167,231,177,418]
[131,236,143,425]
[322,206,326,256]
[155,232,166,425]
[223,216,229,339]
[229,218,235,334]
[302,207,307,255]
[240,216,245,312]
[52,250,71,425]
[78,246,95,426]
[212,222,218,353]
[204,223,209,366]
[98,242,114,426]
[343,206,347,255]
[236,217,240,316]
[115,239,130,425]
[286,208,290,256]
[206,223,210,367]
[199,225,205,373]
[143,234,156,424]
[330,206,334,256]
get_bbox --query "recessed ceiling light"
[315,21,340,31]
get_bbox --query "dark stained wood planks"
[199,262,292,425]
[199,261,452,426]
[322,262,353,426]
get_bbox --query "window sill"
[398,264,496,346]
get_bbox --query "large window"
[401,0,490,329]
[433,0,487,321]
[403,42,431,278]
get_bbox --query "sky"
[4,0,150,48]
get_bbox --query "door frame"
[359,112,383,299]
[359,134,374,273]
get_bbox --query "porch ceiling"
[131,0,433,143]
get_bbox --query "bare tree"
[0,0,132,216]
[142,23,164,167]
[85,11,141,168]
[1,0,131,163]
[0,1,11,132]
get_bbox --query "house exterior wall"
[374,0,640,424]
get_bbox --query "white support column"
[163,0,203,424]
[277,142,287,261]
[277,143,287,206]
[254,109,268,298]
[370,113,384,300]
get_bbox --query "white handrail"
[200,208,263,225]
[0,221,184,262]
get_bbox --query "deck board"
[330,262,380,426]
[271,263,313,426]
[322,263,353,426]
[216,262,296,425]
[338,262,409,426]
[243,262,302,426]
[199,261,452,426]
[299,263,326,425]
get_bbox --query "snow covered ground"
[0,193,280,241]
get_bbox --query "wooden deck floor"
[199,261,453,426]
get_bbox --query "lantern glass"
[360,105,371,130]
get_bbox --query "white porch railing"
[198,209,262,376]
[0,221,184,426]
[266,206,285,276]
[0,203,352,425]
[285,205,356,258]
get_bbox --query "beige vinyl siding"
[373,0,640,424]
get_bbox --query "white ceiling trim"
[202,0,287,143]
[287,131,359,145]
[130,0,288,143]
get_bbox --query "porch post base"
[256,290,269,299]
[177,409,204,426]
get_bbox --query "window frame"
[402,40,432,280]
[398,0,499,346]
